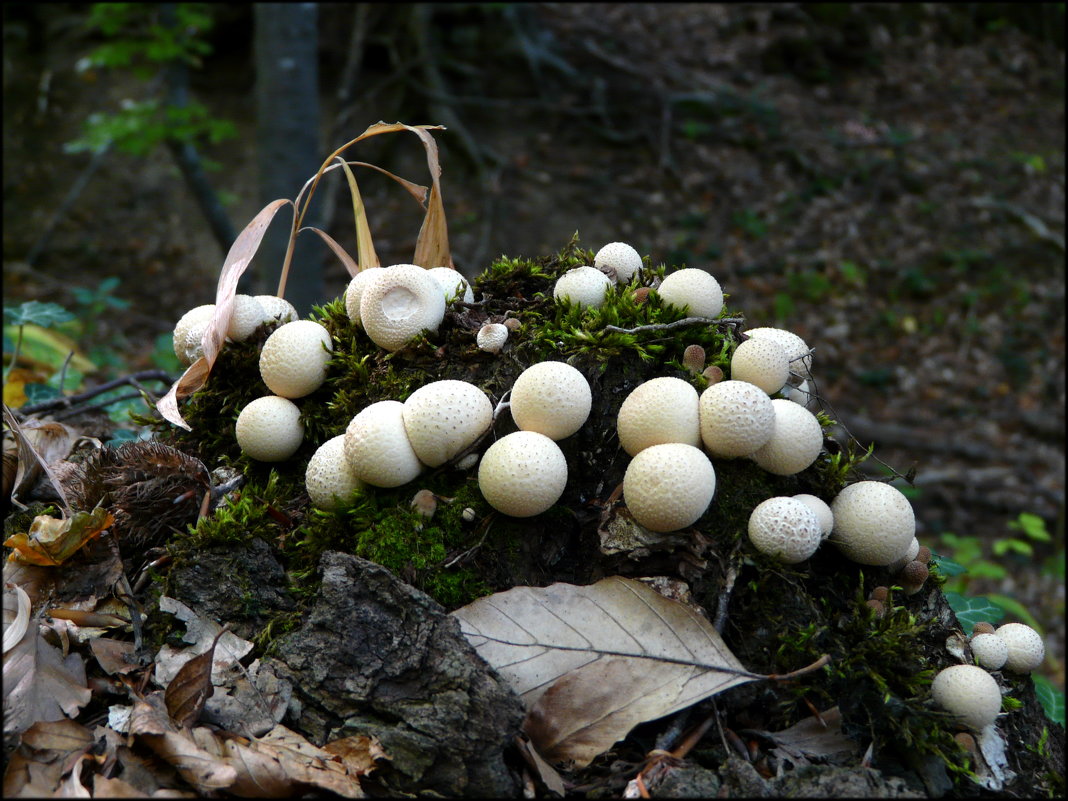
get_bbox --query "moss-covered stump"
[143,235,1063,798]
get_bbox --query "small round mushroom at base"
[969,633,1009,671]
[622,443,716,533]
[305,435,365,510]
[477,430,568,517]
[594,241,643,284]
[994,623,1045,673]
[829,480,916,566]
[476,323,509,354]
[258,320,334,399]
[509,360,592,441]
[747,496,823,564]
[173,304,217,366]
[427,266,475,304]
[898,560,929,595]
[656,268,723,319]
[616,376,701,457]
[236,395,304,462]
[931,664,1002,731]
[553,266,612,309]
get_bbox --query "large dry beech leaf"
[452,577,765,767]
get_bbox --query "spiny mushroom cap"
[745,327,813,377]
[699,380,776,458]
[553,265,612,309]
[402,379,493,468]
[258,320,334,399]
[427,266,474,304]
[477,430,567,517]
[969,633,1009,671]
[344,267,385,327]
[995,623,1045,673]
[510,360,592,441]
[255,295,298,325]
[623,443,716,533]
[792,494,834,540]
[476,323,509,353]
[931,664,1002,731]
[747,496,823,564]
[227,294,267,342]
[616,376,700,457]
[656,268,724,319]
[731,337,790,394]
[830,480,916,566]
[360,264,446,351]
[594,241,643,284]
[173,304,216,365]
[751,399,824,476]
[305,435,365,510]
[344,400,424,487]
[235,395,304,462]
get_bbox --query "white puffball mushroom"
[594,241,643,284]
[699,380,776,458]
[401,380,493,468]
[510,361,592,441]
[745,327,813,378]
[995,623,1045,673]
[427,266,474,304]
[344,400,424,488]
[255,295,298,325]
[830,481,916,566]
[235,395,303,462]
[623,443,716,533]
[173,304,216,365]
[731,337,790,394]
[751,399,824,476]
[969,633,1009,671]
[889,536,921,573]
[227,294,267,342]
[476,323,509,354]
[616,376,700,457]
[360,264,447,351]
[784,378,815,408]
[477,430,568,517]
[748,497,823,564]
[305,435,365,510]
[792,494,834,540]
[931,664,1002,731]
[553,265,612,309]
[344,267,385,327]
[258,320,333,399]
[656,268,724,319]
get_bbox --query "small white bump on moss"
[969,633,1008,671]
[173,304,216,365]
[594,242,643,283]
[747,496,822,563]
[553,265,612,309]
[258,320,333,399]
[623,443,716,533]
[227,294,267,341]
[751,398,823,476]
[616,376,700,457]
[401,380,493,468]
[931,664,1002,731]
[344,267,385,327]
[510,361,592,441]
[829,481,916,566]
[344,400,424,488]
[698,380,776,458]
[235,395,303,462]
[995,623,1045,673]
[656,268,723,318]
[305,435,365,510]
[360,264,446,351]
[427,266,474,304]
[731,337,789,394]
[477,430,567,517]
[476,323,508,353]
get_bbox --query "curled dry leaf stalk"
[156,121,450,430]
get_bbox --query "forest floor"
[3,4,1065,688]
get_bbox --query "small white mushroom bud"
[969,633,1009,671]
[258,320,334,399]
[745,327,813,378]
[747,496,823,564]
[305,435,365,510]
[731,337,790,394]
[461,506,478,523]
[656,268,723,318]
[792,494,833,540]
[931,664,1002,731]
[235,396,304,462]
[594,242,643,284]
[344,400,424,488]
[994,623,1045,673]
[750,399,824,476]
[699,380,776,458]
[344,267,385,327]
[476,323,509,353]
[830,481,916,566]
[477,430,568,517]
[173,304,216,365]
[889,536,921,573]
[616,376,701,457]
[553,265,612,309]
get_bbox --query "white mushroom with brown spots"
[731,337,790,394]
[623,443,716,533]
[401,379,493,468]
[931,664,1002,731]
[509,360,592,441]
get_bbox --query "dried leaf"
[4,508,114,567]
[452,576,762,767]
[19,718,94,753]
[89,637,139,676]
[3,582,31,654]
[165,629,224,729]
[3,405,75,512]
[402,125,452,269]
[2,748,67,797]
[153,596,252,687]
[156,198,294,431]
[300,226,360,278]
[335,157,379,272]
[322,733,390,776]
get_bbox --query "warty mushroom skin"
[344,267,385,327]
[792,493,834,540]
[750,399,824,476]
[931,664,1002,731]
[699,380,776,458]
[829,480,916,566]
[553,265,613,309]
[359,264,446,351]
[745,326,813,378]
[477,430,568,517]
[173,304,216,366]
[994,623,1045,673]
[622,443,716,533]
[258,320,334,399]
[731,337,790,395]
[305,435,365,510]
[401,380,493,468]
[656,268,724,319]
[509,360,592,441]
[593,241,643,284]
[969,633,1008,671]
[616,376,701,457]
[747,496,823,564]
[476,323,509,353]
[344,400,424,488]
[235,395,304,462]
[255,295,298,325]
[427,266,475,304]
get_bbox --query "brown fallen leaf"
[2,406,79,511]
[165,628,225,730]
[4,508,114,567]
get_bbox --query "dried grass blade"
[335,157,379,272]
[301,227,359,279]
[402,125,453,269]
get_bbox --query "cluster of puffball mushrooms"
[173,241,1045,737]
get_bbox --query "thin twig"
[16,370,174,416]
[604,316,744,335]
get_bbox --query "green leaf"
[944,592,1005,630]
[983,593,1044,632]
[929,553,967,577]
[1032,675,1065,727]
[1009,512,1051,542]
[3,301,75,328]
[992,538,1032,557]
[24,384,61,404]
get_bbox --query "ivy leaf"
[3,301,75,328]
[943,592,1005,631]
[1032,675,1065,727]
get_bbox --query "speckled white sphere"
[428,266,475,304]
[731,337,790,394]
[227,294,267,342]
[594,242,643,283]
[656,268,723,319]
[509,361,592,440]
[344,400,424,488]
[344,267,385,327]
[402,380,493,468]
[305,435,365,510]
[553,266,612,309]
[235,396,303,462]
[173,304,216,365]
[748,497,823,563]
[478,431,568,517]
[259,320,334,399]
[751,399,824,476]
[931,664,1002,731]
[995,623,1045,674]
[792,494,834,540]
[255,295,298,325]
[699,380,776,458]
[969,633,1009,671]
[623,443,716,533]
[359,264,446,351]
[830,481,916,566]
[745,327,813,376]
[616,376,701,457]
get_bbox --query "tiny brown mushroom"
[869,586,890,603]
[972,621,996,636]
[900,560,929,595]
[682,344,706,374]
[865,598,886,618]
[916,545,931,564]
